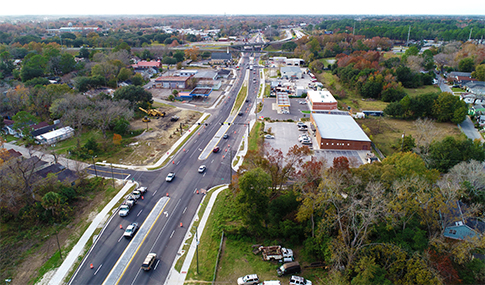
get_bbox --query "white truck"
[255,245,294,262]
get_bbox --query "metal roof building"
[310,113,371,150]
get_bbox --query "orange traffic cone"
[196,189,199,194]
[166,193,169,197]
[141,196,144,200]
[90,263,94,269]
[180,222,183,227]
[172,161,175,164]
[120,224,123,229]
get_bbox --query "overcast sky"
[1,0,485,16]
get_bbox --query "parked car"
[223,134,229,139]
[132,190,141,200]
[260,281,280,285]
[299,101,306,104]
[213,146,220,153]
[137,186,147,194]
[289,276,312,285]
[125,196,137,207]
[198,165,206,173]
[166,172,175,182]
[264,134,275,139]
[297,122,306,127]
[123,223,139,238]
[237,274,259,285]
[119,204,130,217]
[298,135,309,142]
[301,139,312,145]
[141,253,157,271]
[277,261,301,276]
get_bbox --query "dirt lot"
[124,105,203,166]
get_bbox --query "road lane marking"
[110,197,171,285]
[170,230,175,239]
[183,206,187,214]
[154,259,160,270]
[137,210,143,216]
[94,264,103,275]
[176,161,180,165]
[203,172,206,177]
[118,235,124,242]
[211,159,214,164]
[152,190,157,196]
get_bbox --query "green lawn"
[232,85,248,115]
[404,85,441,97]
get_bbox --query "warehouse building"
[310,113,371,150]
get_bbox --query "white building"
[35,127,74,145]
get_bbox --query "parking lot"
[264,122,369,167]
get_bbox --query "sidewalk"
[48,181,136,285]
[165,185,228,285]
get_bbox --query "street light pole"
[54,224,62,260]
[92,156,98,177]
[196,226,199,274]
[111,163,115,188]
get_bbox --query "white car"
[137,186,147,194]
[119,205,130,217]
[237,274,259,285]
[166,172,175,182]
[198,165,206,173]
[132,190,141,200]
[264,134,275,139]
[298,135,309,142]
[289,276,312,285]
[299,100,306,104]
[123,223,139,238]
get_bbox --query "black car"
[238,112,243,116]
[223,134,229,139]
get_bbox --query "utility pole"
[54,224,62,260]
[406,26,411,47]
[401,132,405,152]
[468,28,473,41]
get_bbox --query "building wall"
[311,117,371,150]
[310,101,338,110]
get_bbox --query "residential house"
[460,93,477,104]
[35,126,75,145]
[34,163,78,186]
[465,81,485,96]
[442,200,485,241]
[454,76,478,87]
[475,96,485,105]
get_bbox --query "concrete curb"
[48,181,136,285]
[165,185,228,285]
[97,113,211,171]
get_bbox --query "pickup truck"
[255,245,294,262]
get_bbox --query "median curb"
[165,185,228,285]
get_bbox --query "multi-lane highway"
[69,53,260,285]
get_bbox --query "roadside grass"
[32,182,128,284]
[248,122,262,152]
[265,84,271,97]
[174,185,225,273]
[231,85,248,115]
[152,102,176,109]
[184,190,327,284]
[405,85,441,97]
[156,123,204,170]
[451,87,464,93]
[357,116,463,156]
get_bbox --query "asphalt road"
[69,53,260,285]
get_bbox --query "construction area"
[124,105,202,166]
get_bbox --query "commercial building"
[307,90,338,111]
[310,113,371,150]
[280,66,302,79]
[154,76,191,89]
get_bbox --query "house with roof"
[194,70,218,81]
[210,52,232,64]
[460,93,477,104]
[131,60,161,70]
[217,69,232,79]
[34,163,78,186]
[310,113,371,150]
[154,76,191,89]
[442,200,485,241]
[35,126,75,145]
[465,81,485,96]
